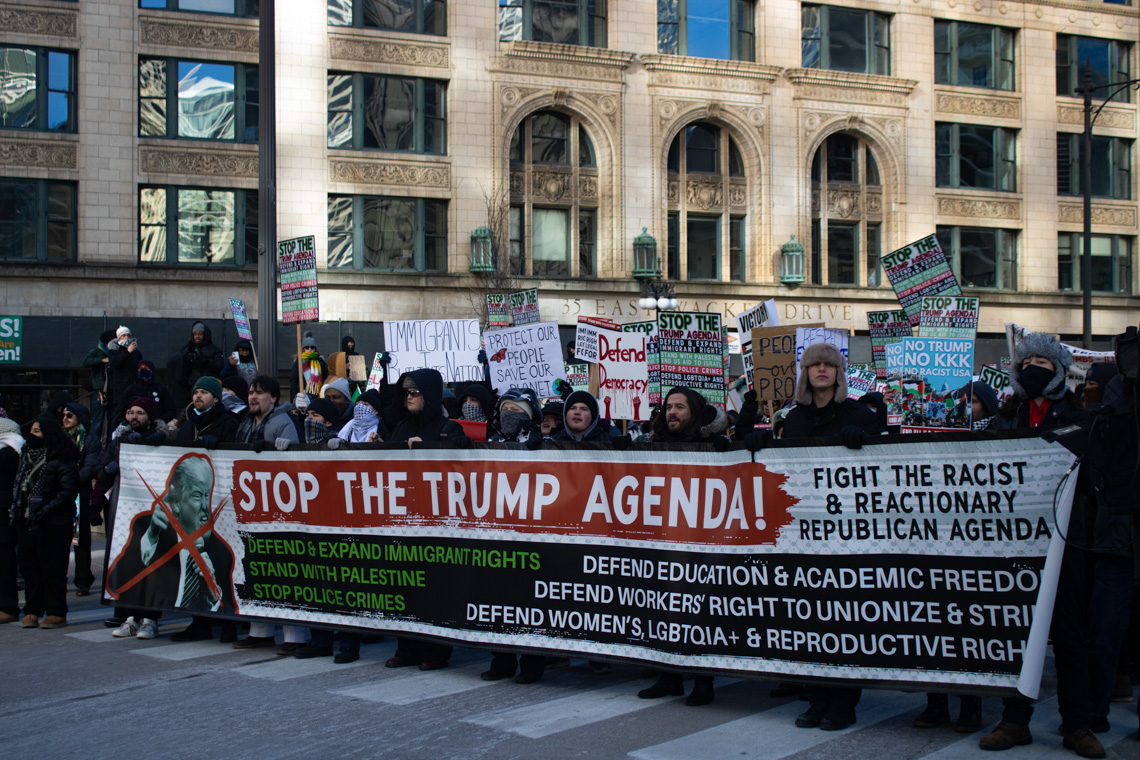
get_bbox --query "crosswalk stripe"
[236,653,370,680]
[133,641,245,661]
[331,661,499,705]
[629,689,925,760]
[464,678,680,739]
[67,628,129,643]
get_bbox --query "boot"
[638,673,684,699]
[686,677,715,706]
[955,696,983,733]
[1061,728,1106,758]
[978,721,1032,751]
[914,693,950,728]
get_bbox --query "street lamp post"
[632,228,678,317]
[256,0,278,373]
[1075,69,1140,348]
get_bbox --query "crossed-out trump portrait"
[107,452,237,614]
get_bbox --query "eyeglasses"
[61,412,76,419]
[405,389,422,398]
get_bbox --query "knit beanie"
[221,375,249,399]
[306,397,339,424]
[192,321,206,334]
[193,376,223,400]
[794,342,848,405]
[1010,332,1071,401]
[116,325,131,340]
[302,331,318,350]
[126,396,159,421]
[323,377,351,399]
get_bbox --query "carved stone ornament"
[1057,105,1135,131]
[330,35,449,68]
[0,139,77,169]
[728,185,747,207]
[1059,204,1138,228]
[329,160,450,188]
[533,171,572,201]
[141,148,257,177]
[491,41,634,83]
[667,180,680,205]
[509,171,526,195]
[500,86,542,121]
[552,89,569,107]
[706,101,722,120]
[828,190,860,218]
[804,112,822,132]
[936,92,1020,120]
[867,192,883,215]
[937,196,1021,221]
[579,176,597,199]
[787,68,917,108]
[140,18,258,54]
[0,5,76,37]
[642,55,781,96]
[687,180,722,211]
[811,190,821,215]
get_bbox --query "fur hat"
[0,417,22,436]
[794,342,848,405]
[1011,332,1071,401]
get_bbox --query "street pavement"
[3,536,1140,760]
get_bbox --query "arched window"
[810,132,883,286]
[508,110,598,277]
[665,122,746,281]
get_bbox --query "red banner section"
[231,456,794,546]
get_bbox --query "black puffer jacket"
[388,369,465,443]
[177,322,225,392]
[176,402,239,443]
[782,398,879,440]
[13,455,80,529]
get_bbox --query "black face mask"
[1019,363,1054,400]
[25,435,45,448]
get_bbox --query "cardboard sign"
[574,316,620,364]
[794,327,850,381]
[917,296,980,339]
[486,294,511,329]
[483,321,566,399]
[509,288,540,326]
[595,328,649,421]
[881,234,961,326]
[749,324,822,403]
[736,300,779,390]
[657,312,726,406]
[0,315,22,364]
[383,319,483,384]
[278,235,318,324]
[229,299,252,341]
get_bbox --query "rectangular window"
[935,123,1017,191]
[533,207,569,276]
[326,194,447,272]
[1057,35,1132,102]
[934,21,1015,91]
[667,212,679,280]
[729,215,744,282]
[810,218,822,285]
[828,222,857,285]
[1057,133,1132,199]
[139,58,258,141]
[936,225,1017,290]
[327,73,445,154]
[657,0,755,62]
[0,47,76,132]
[867,222,882,286]
[1058,233,1133,294]
[509,205,523,276]
[802,4,890,75]
[327,0,444,35]
[579,208,596,277]
[0,178,76,261]
[687,215,719,279]
[499,0,606,47]
[139,186,257,266]
[140,0,259,17]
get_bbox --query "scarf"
[13,443,48,519]
[302,351,322,393]
[462,402,486,423]
[304,417,334,444]
[342,404,378,443]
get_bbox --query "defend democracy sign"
[106,435,1077,698]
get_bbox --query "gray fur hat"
[1010,331,1071,400]
[794,342,848,405]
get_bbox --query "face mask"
[462,402,486,423]
[304,417,330,443]
[137,365,153,382]
[25,435,44,448]
[1019,363,1054,400]
[500,410,528,437]
[354,403,378,426]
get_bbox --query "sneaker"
[1062,728,1106,758]
[136,619,158,640]
[112,616,140,638]
[979,721,1032,751]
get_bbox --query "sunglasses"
[61,412,76,419]
[405,389,422,398]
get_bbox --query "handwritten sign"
[596,328,649,421]
[574,316,620,364]
[794,327,850,380]
[622,320,661,405]
[736,300,779,390]
[483,321,566,398]
[383,319,483,383]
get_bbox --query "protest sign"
[484,321,566,398]
[278,235,318,324]
[794,327,849,381]
[366,352,385,391]
[486,294,511,329]
[509,288,540,326]
[917,296,980,339]
[980,365,1012,406]
[882,234,961,326]
[229,299,252,341]
[107,435,1077,698]
[886,338,974,433]
[846,366,878,399]
[868,309,912,379]
[736,300,779,390]
[574,316,620,364]
[1005,323,1115,389]
[749,325,805,403]
[595,328,649,420]
[565,363,590,393]
[657,312,726,406]
[623,320,661,405]
[0,316,22,364]
[383,319,483,383]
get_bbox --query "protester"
[458,384,493,423]
[175,321,225,404]
[858,391,890,433]
[321,377,354,432]
[301,399,339,445]
[13,415,80,629]
[334,389,389,444]
[290,332,329,399]
[489,388,542,443]
[234,376,299,451]
[61,403,101,596]
[0,418,24,624]
[959,381,999,431]
[554,391,608,443]
[82,328,117,438]
[539,400,563,437]
[113,359,177,424]
[107,326,142,415]
[221,339,258,384]
[220,376,249,419]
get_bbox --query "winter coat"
[989,391,1085,430]
[107,342,143,406]
[176,322,225,392]
[12,454,79,529]
[388,369,464,443]
[554,391,610,443]
[1083,375,1139,557]
[235,402,300,445]
[0,446,19,543]
[176,402,239,444]
[82,344,110,394]
[781,398,879,440]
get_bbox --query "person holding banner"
[334,390,389,445]
[321,377,354,432]
[553,391,608,443]
[489,389,542,444]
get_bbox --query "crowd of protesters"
[4,317,1140,760]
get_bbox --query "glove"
[839,425,864,450]
[477,349,487,364]
[525,435,545,451]
[450,435,472,449]
[378,351,391,366]
[328,437,342,450]
[251,439,271,453]
[743,390,756,404]
[553,378,573,400]
[274,437,291,451]
[126,431,142,444]
[743,429,773,452]
[141,432,165,446]
[713,436,731,452]
[199,435,220,450]
[103,461,120,477]
[612,434,632,451]
[293,393,309,411]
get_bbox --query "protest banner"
[106,435,1078,698]
[1005,323,1115,389]
[509,288,541,326]
[868,309,912,379]
[846,367,878,399]
[594,328,650,421]
[228,299,253,342]
[0,315,22,364]
[657,312,726,406]
[750,325,804,404]
[795,327,849,381]
[278,235,318,324]
[917,296,980,339]
[623,320,660,405]
[980,365,1013,406]
[736,300,779,390]
[886,338,974,433]
[486,294,511,329]
[881,234,961,326]
[383,319,483,383]
[574,316,620,364]
[565,363,590,393]
[483,321,566,398]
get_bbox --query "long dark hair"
[29,414,81,462]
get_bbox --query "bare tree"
[465,182,520,325]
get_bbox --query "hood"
[399,368,445,422]
[341,335,357,355]
[562,390,601,441]
[235,338,253,354]
[64,402,92,431]
[458,383,494,416]
[189,320,214,346]
[963,381,999,416]
[794,342,848,405]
